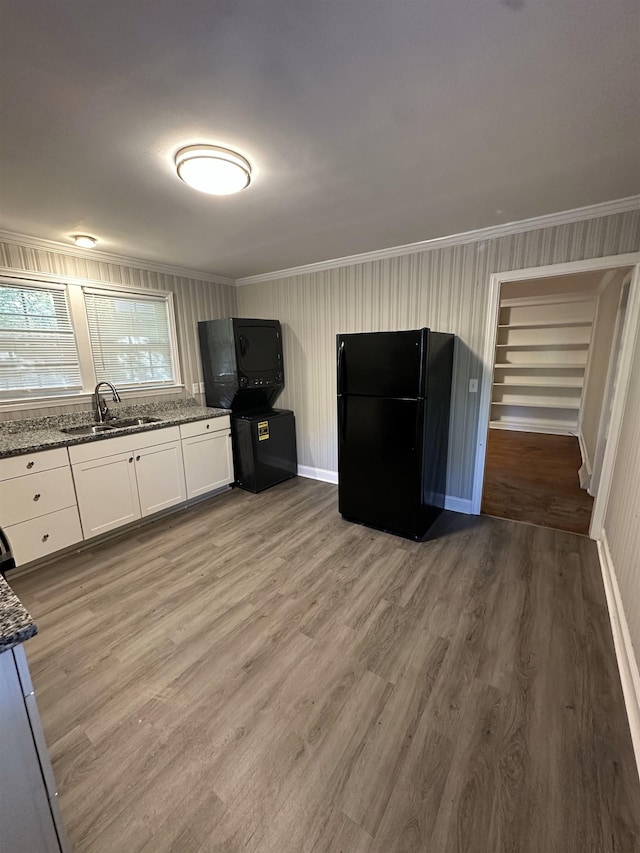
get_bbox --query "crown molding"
[1,194,638,289]
[0,229,235,287]
[234,195,640,287]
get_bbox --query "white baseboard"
[296,466,473,515]
[578,430,591,473]
[297,465,339,484]
[578,430,593,477]
[444,496,473,514]
[597,532,640,782]
[490,421,576,436]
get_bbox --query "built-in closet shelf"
[491,400,580,411]
[495,342,589,350]
[497,321,592,329]
[493,379,584,389]
[492,293,596,435]
[494,363,587,369]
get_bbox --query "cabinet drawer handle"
[42,533,49,542]
[136,455,141,461]
[26,460,35,469]
[206,424,210,429]
[129,457,134,463]
[33,493,41,501]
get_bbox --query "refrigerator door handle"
[414,403,425,453]
[339,397,347,442]
[337,341,346,394]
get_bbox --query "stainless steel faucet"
[93,381,122,422]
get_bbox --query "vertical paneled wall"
[0,241,237,420]
[237,209,640,502]
[603,321,640,664]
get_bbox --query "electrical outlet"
[199,382,205,393]
[191,383,199,395]
[469,378,478,393]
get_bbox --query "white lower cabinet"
[3,418,232,560]
[136,441,186,516]
[70,427,188,539]
[72,451,141,538]
[182,431,233,498]
[0,646,71,852]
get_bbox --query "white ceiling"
[1,1,638,279]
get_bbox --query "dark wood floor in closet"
[11,477,639,853]
[481,428,595,534]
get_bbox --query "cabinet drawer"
[0,466,77,527]
[180,416,230,439]
[0,447,69,482]
[68,426,181,464]
[4,506,83,566]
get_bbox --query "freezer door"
[337,329,428,398]
[338,395,423,536]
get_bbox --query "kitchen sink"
[107,416,162,427]
[61,416,162,436]
[61,423,116,435]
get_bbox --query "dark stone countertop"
[0,399,231,459]
[0,574,37,652]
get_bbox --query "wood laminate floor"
[11,478,640,853]
[481,429,595,535]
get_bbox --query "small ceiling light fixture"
[175,144,251,195]
[73,234,97,249]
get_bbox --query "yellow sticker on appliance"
[258,421,269,441]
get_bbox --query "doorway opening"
[473,255,640,537]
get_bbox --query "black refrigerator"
[337,329,454,540]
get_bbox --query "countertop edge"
[0,575,38,652]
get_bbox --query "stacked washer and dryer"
[197,318,297,493]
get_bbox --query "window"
[0,282,82,400]
[0,277,181,405]
[84,290,176,389]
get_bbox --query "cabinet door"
[182,431,234,499]
[0,650,61,853]
[72,451,141,538]
[135,440,186,516]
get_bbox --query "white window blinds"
[0,282,82,399]
[84,290,176,388]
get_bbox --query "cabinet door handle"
[26,460,35,469]
[33,493,41,501]
[129,457,134,463]
[42,533,49,542]
[206,424,210,429]
[136,455,141,461]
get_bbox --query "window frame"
[0,278,83,400]
[0,272,183,410]
[81,285,181,392]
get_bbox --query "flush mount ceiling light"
[73,235,97,248]
[175,145,251,195]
